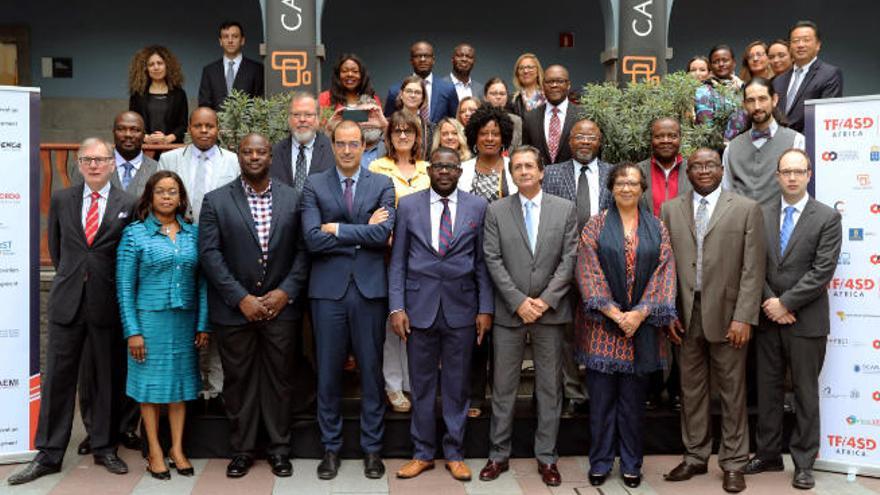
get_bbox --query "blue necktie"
[343,178,354,216]
[780,206,796,254]
[438,198,452,255]
[524,200,536,253]
[121,162,134,191]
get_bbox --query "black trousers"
[214,318,297,457]
[78,333,140,438]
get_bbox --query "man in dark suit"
[389,147,493,482]
[199,133,309,479]
[270,91,336,194]
[384,41,459,123]
[541,118,612,414]
[301,121,395,480]
[772,20,843,133]
[9,138,135,485]
[523,64,580,165]
[442,43,484,101]
[198,21,265,111]
[744,149,841,490]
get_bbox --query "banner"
[808,95,880,478]
[264,0,318,96]
[0,86,40,464]
[616,0,668,85]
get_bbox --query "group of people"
[8,18,847,495]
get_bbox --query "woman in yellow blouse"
[368,110,430,413]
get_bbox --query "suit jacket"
[384,74,459,124]
[128,87,188,143]
[198,179,309,326]
[301,167,396,300]
[636,157,692,214]
[522,103,580,165]
[69,152,159,198]
[772,58,843,133]
[198,57,265,111]
[157,144,241,221]
[269,133,336,188]
[483,192,577,327]
[388,189,493,329]
[441,74,484,104]
[542,159,613,224]
[761,198,841,337]
[47,184,136,326]
[660,190,766,343]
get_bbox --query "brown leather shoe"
[445,461,472,481]
[395,459,435,479]
[723,470,746,493]
[664,461,709,481]
[479,459,509,481]
[537,462,561,487]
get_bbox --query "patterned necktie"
[226,60,235,94]
[343,177,354,215]
[121,162,134,191]
[780,205,796,254]
[438,197,453,255]
[422,79,431,121]
[524,200,536,253]
[750,129,772,141]
[293,144,307,194]
[576,164,591,228]
[547,107,561,162]
[84,191,101,246]
[695,198,709,291]
[785,67,803,114]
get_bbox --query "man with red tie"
[522,64,580,166]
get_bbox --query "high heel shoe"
[168,457,195,476]
[146,465,171,480]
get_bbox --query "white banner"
[0,85,39,463]
[810,95,880,477]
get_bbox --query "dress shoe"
[168,456,195,476]
[479,459,509,481]
[268,455,292,477]
[364,452,385,479]
[537,462,561,486]
[396,459,435,479]
[94,453,129,475]
[226,455,253,478]
[317,450,340,480]
[445,460,471,481]
[146,465,171,480]
[78,436,91,455]
[744,455,784,474]
[7,461,61,485]
[722,470,746,493]
[120,431,142,451]
[792,468,815,490]
[588,472,608,486]
[562,399,586,417]
[664,461,708,481]
[386,390,411,413]
[623,473,642,488]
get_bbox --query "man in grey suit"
[744,149,841,490]
[270,92,337,194]
[479,145,577,487]
[443,43,483,101]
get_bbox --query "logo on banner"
[874,391,880,401]
[823,150,860,162]
[828,336,868,347]
[847,416,880,427]
[838,252,851,265]
[834,201,847,214]
[0,328,20,338]
[0,240,12,256]
[826,435,877,456]
[0,191,21,204]
[829,277,875,297]
[871,255,880,265]
[872,146,880,162]
[856,174,872,189]
[621,56,660,84]
[854,364,880,374]
[0,378,19,389]
[0,142,22,151]
[824,117,875,138]
[870,204,880,214]
[850,228,865,241]
[874,339,880,349]
[270,51,313,87]
[821,386,860,399]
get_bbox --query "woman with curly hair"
[128,45,188,144]
[430,117,471,162]
[318,53,380,111]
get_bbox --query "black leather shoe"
[168,457,194,477]
[226,455,253,478]
[77,436,91,455]
[317,450,340,480]
[723,470,746,493]
[7,461,61,485]
[744,455,785,474]
[588,472,607,486]
[792,468,815,490]
[623,473,642,488]
[364,452,385,479]
[562,399,587,417]
[146,466,171,480]
[268,455,293,477]
[94,453,129,475]
[664,461,708,481]
[120,431,142,451]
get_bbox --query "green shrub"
[216,89,293,150]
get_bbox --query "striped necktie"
[438,198,453,255]
[84,191,101,246]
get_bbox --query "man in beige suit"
[660,148,766,493]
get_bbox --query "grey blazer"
[761,197,842,337]
[69,153,159,199]
[483,192,578,327]
[636,157,691,215]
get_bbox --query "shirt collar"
[519,190,542,208]
[782,193,809,212]
[224,54,243,66]
[449,72,470,86]
[794,57,817,72]
[651,154,683,171]
[573,156,598,171]
[430,187,457,204]
[115,149,143,168]
[693,186,722,206]
[293,135,316,150]
[416,73,433,85]
[242,178,272,196]
[547,98,569,116]
[83,181,111,199]
[336,167,361,184]
[194,145,219,160]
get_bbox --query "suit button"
[256,281,262,288]
[258,258,263,264]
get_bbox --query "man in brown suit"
[660,148,766,493]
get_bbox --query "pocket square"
[118,211,129,219]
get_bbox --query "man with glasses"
[9,139,136,485]
[301,121,395,480]
[523,64,580,166]
[661,148,766,493]
[744,149,841,490]
[390,146,493,483]
[384,41,459,123]
[270,91,336,195]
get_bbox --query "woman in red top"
[318,53,381,111]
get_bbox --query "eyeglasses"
[403,88,423,96]
[333,141,362,151]
[613,180,641,189]
[486,91,507,97]
[777,169,809,177]
[430,163,460,171]
[393,128,413,137]
[77,156,114,165]
[154,188,179,197]
[545,78,569,87]
[290,112,317,120]
[689,163,721,172]
[572,134,600,144]
[518,65,537,72]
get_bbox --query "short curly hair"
[128,45,184,95]
[464,105,514,152]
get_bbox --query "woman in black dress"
[128,45,188,145]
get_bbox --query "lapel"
[69,186,88,247]
[777,70,794,114]
[561,160,576,201]
[791,60,821,111]
[704,190,732,238]
[416,191,434,254]
[429,76,442,121]
[352,168,371,221]
[680,193,696,240]
[536,106,549,155]
[267,183,285,249]
[766,202,782,263]
[325,168,347,220]
[597,161,611,210]
[446,189,469,251]
[562,106,577,138]
[509,193,532,256]
[781,198,814,263]
[230,181,261,248]
[109,168,123,191]
[232,59,247,89]
[533,193,554,260]
[311,136,328,175]
[278,137,294,184]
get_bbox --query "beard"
[573,149,596,164]
[750,110,771,126]
[293,129,316,144]
[362,127,383,146]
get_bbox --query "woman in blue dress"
[117,170,209,479]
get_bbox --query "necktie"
[293,144,307,194]
[422,79,431,120]
[576,164,591,228]
[695,198,709,291]
[192,152,208,221]
[121,162,134,191]
[225,60,235,94]
[750,129,772,141]
[524,200,536,253]
[780,205,796,254]
[438,198,453,255]
[785,67,803,114]
[547,107,561,162]
[343,177,354,215]
[84,191,101,246]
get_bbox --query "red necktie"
[548,107,561,162]
[84,191,101,246]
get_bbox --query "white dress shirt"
[543,98,569,141]
[81,181,111,229]
[692,186,722,224]
[449,72,473,100]
[224,54,243,80]
[430,188,458,251]
[786,56,817,101]
[114,149,143,184]
[571,157,600,216]
[291,136,316,177]
[519,190,543,246]
[781,193,809,230]
[721,120,806,190]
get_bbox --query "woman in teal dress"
[117,170,209,479]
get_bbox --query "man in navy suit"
[301,121,396,481]
[198,21,265,111]
[389,147,493,482]
[772,20,843,133]
[384,41,459,123]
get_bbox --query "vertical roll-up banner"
[617,0,668,86]
[0,86,40,464]
[809,95,880,478]
[264,0,318,96]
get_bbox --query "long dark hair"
[136,170,191,222]
[329,53,375,107]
